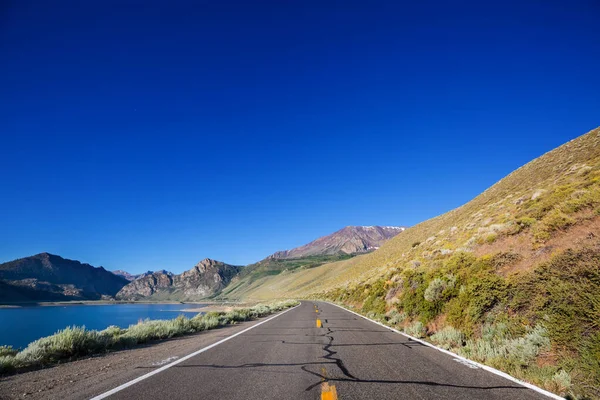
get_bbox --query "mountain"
[0,253,129,302]
[116,259,242,301]
[111,270,137,281]
[111,270,151,281]
[226,127,600,398]
[269,226,405,259]
[219,226,405,299]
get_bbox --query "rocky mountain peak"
[268,225,406,260]
[116,259,243,301]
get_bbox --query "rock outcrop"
[115,259,242,301]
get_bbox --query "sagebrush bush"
[504,325,550,365]
[16,326,112,365]
[404,321,426,338]
[551,370,572,394]
[460,338,506,361]
[0,355,19,373]
[430,326,465,350]
[424,274,456,302]
[459,324,550,367]
[0,346,17,357]
[424,278,446,302]
[386,309,406,325]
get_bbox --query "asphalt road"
[95,301,553,400]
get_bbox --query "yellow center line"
[316,319,322,328]
[320,367,338,399]
[321,382,338,400]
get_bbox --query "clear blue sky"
[1,1,599,273]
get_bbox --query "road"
[93,301,554,400]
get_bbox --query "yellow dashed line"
[320,367,338,399]
[321,382,338,400]
[316,319,322,328]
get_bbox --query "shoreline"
[0,299,242,308]
[0,300,297,381]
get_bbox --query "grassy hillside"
[232,127,600,398]
[219,253,354,300]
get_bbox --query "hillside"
[230,127,600,398]
[116,259,242,301]
[219,226,405,299]
[0,253,129,302]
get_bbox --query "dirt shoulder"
[0,316,266,400]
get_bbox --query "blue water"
[0,303,206,349]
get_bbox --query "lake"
[0,303,206,349]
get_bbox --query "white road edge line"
[89,303,301,400]
[325,301,564,400]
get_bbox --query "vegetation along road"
[90,301,555,400]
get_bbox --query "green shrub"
[510,217,537,235]
[399,270,441,322]
[490,252,522,269]
[579,332,600,394]
[523,249,600,348]
[485,233,498,244]
[562,187,600,214]
[361,280,387,316]
[466,274,508,321]
[532,228,551,242]
[542,209,575,232]
[445,252,476,273]
[445,289,475,334]
[525,185,577,219]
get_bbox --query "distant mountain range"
[0,253,128,302]
[268,226,405,259]
[111,270,144,281]
[0,225,405,303]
